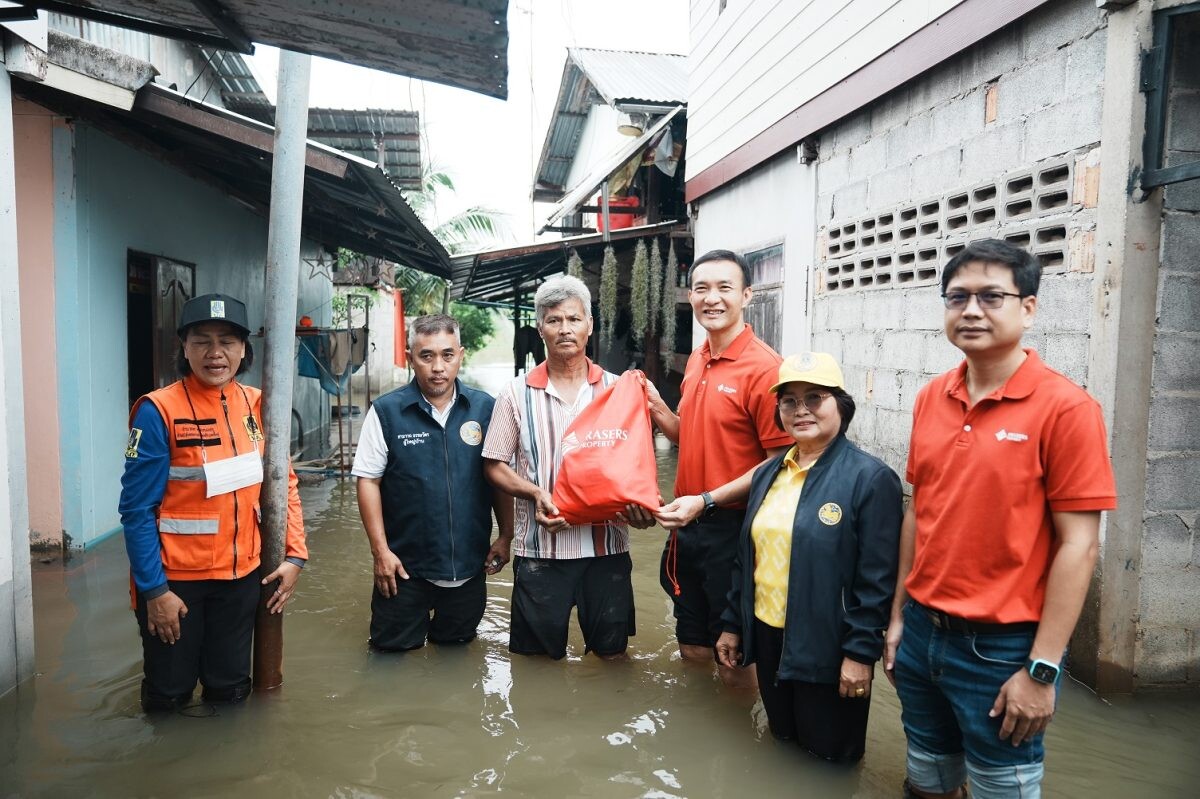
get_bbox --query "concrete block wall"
[1137,10,1200,687]
[812,0,1107,478]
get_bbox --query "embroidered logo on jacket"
[126,428,142,458]
[818,502,843,526]
[243,414,264,442]
[460,421,483,445]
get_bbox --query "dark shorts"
[369,573,487,652]
[135,571,260,711]
[659,509,745,647]
[510,552,635,659]
[754,618,871,763]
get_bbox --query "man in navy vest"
[352,314,514,651]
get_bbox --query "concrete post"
[0,65,35,699]
[253,48,311,692]
[1079,1,1161,694]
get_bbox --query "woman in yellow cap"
[715,352,902,763]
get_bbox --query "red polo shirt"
[905,349,1117,623]
[675,325,792,506]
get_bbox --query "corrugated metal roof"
[533,48,686,200]
[451,221,688,305]
[202,50,423,184]
[25,0,510,99]
[566,48,687,107]
[14,79,451,276]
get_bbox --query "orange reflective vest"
[130,376,307,582]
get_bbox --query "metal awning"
[542,106,683,230]
[452,221,687,306]
[16,79,452,276]
[17,0,510,98]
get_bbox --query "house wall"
[12,100,64,550]
[687,0,968,176]
[0,63,36,701]
[564,104,625,193]
[809,0,1106,477]
[48,119,330,548]
[1140,10,1200,685]
[690,150,814,357]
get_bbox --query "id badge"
[203,450,264,498]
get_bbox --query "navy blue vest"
[373,380,495,581]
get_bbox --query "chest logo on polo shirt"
[818,502,842,525]
[717,383,737,394]
[994,428,1029,442]
[460,420,483,446]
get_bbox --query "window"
[743,244,784,352]
[1142,3,1200,188]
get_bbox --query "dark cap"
[177,294,251,337]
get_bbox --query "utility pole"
[254,48,311,692]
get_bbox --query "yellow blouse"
[750,446,811,628]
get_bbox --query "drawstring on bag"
[665,528,681,596]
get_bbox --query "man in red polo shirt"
[884,239,1116,798]
[648,249,792,687]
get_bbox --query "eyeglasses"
[941,290,1024,310]
[778,391,831,415]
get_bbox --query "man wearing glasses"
[884,239,1116,798]
[646,249,792,687]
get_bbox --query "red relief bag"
[552,370,660,525]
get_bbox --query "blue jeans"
[895,601,1052,798]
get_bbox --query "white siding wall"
[688,0,965,177]
[563,104,626,190]
[692,149,816,357]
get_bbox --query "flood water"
[3,445,1199,797]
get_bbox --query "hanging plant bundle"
[648,238,663,337]
[567,248,583,279]
[661,241,679,373]
[600,244,619,349]
[630,240,650,342]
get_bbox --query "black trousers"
[753,618,871,763]
[369,574,487,652]
[134,571,260,711]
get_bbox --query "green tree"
[397,164,509,352]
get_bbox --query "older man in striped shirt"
[483,275,651,660]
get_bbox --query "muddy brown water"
[2,446,1198,797]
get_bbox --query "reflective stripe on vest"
[158,516,220,535]
[168,466,206,481]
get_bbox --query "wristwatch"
[700,491,717,517]
[1026,658,1061,685]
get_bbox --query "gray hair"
[407,313,461,348]
[535,275,592,324]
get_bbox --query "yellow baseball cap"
[769,352,845,393]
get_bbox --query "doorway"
[126,251,195,408]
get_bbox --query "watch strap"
[1025,657,1061,685]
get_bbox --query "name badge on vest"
[204,450,264,498]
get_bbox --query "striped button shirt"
[482,359,629,559]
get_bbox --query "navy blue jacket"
[374,380,495,581]
[721,434,903,683]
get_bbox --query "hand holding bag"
[552,370,660,525]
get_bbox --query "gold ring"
[855,687,865,695]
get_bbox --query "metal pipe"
[254,49,311,693]
[600,180,612,243]
[364,299,372,408]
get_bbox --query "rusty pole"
[254,48,311,692]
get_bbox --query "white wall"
[688,0,964,176]
[691,147,815,356]
[0,67,35,699]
